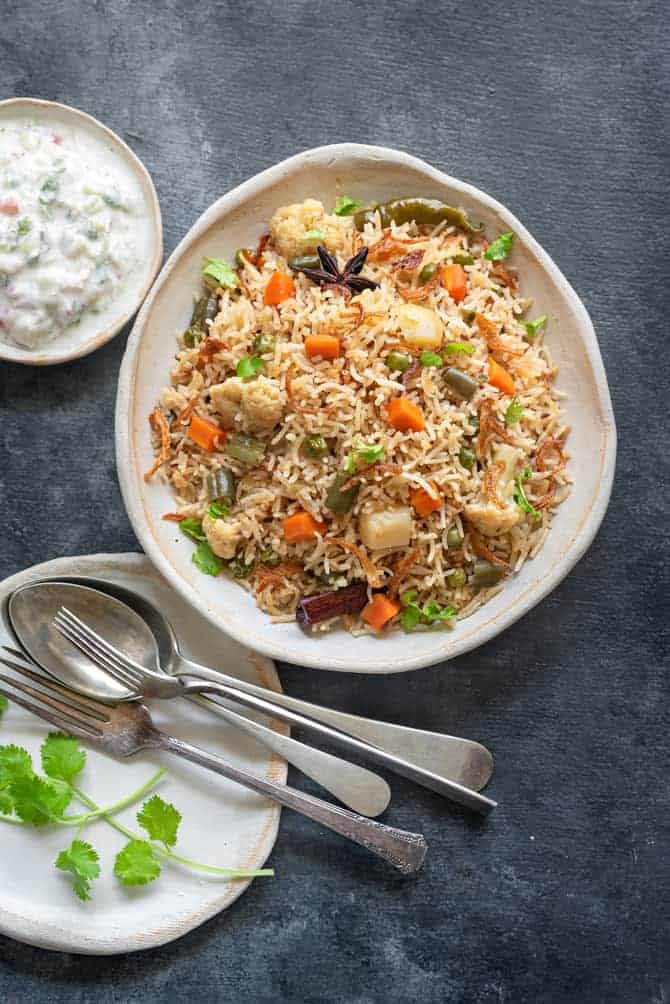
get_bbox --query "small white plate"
[0,98,163,365]
[116,144,616,673]
[0,552,286,955]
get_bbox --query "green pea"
[447,527,463,549]
[303,434,329,460]
[459,446,476,470]
[447,567,467,588]
[386,351,411,373]
[419,262,436,285]
[253,332,276,355]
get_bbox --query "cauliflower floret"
[464,445,523,536]
[160,386,187,413]
[240,375,284,431]
[202,513,243,559]
[269,199,346,261]
[209,377,244,428]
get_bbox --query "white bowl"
[116,144,616,673]
[0,98,163,365]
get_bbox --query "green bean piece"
[447,567,467,588]
[459,446,476,470]
[446,526,463,548]
[303,434,329,460]
[472,560,505,589]
[386,351,412,373]
[445,367,479,400]
[419,262,437,285]
[288,254,322,272]
[206,468,236,503]
[182,327,200,348]
[354,198,482,235]
[326,471,360,514]
[235,248,253,268]
[451,254,475,266]
[225,433,266,466]
[465,413,480,437]
[253,332,276,355]
[460,307,476,324]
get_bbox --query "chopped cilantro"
[420,351,443,367]
[208,500,230,520]
[484,232,514,261]
[505,397,524,426]
[333,195,363,216]
[513,467,541,520]
[191,541,224,576]
[179,518,206,542]
[202,258,239,291]
[443,342,475,356]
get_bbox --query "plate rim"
[0,97,163,366]
[115,142,617,673]
[0,551,285,955]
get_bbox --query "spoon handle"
[185,694,390,818]
[178,663,496,815]
[158,731,427,875]
[179,659,492,792]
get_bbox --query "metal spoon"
[8,576,496,812]
[6,581,392,817]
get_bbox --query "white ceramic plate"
[116,144,616,673]
[0,553,286,955]
[0,98,163,365]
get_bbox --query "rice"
[148,197,570,634]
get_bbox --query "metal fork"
[0,652,427,874]
[52,607,496,815]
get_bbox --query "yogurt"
[0,119,139,349]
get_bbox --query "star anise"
[301,245,379,296]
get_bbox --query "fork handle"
[157,732,427,875]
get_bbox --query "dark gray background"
[1,1,668,1001]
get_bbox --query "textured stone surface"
[1,1,668,1001]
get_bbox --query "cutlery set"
[0,578,497,875]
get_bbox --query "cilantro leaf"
[17,217,31,236]
[399,590,422,631]
[208,500,230,520]
[114,839,161,886]
[523,314,547,340]
[41,733,86,783]
[0,744,33,788]
[192,541,224,576]
[513,467,541,520]
[179,517,206,542]
[303,229,324,242]
[0,695,7,719]
[137,795,182,850]
[11,774,71,826]
[0,790,14,814]
[484,232,514,261]
[420,351,443,367]
[444,342,475,356]
[504,397,524,426]
[333,195,363,217]
[344,453,356,475]
[55,839,100,902]
[422,601,455,624]
[202,257,239,291]
[352,436,386,465]
[236,355,264,380]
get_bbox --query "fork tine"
[0,654,110,722]
[0,683,101,739]
[53,611,141,690]
[1,645,29,661]
[0,672,105,737]
[57,608,148,676]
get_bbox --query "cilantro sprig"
[344,436,386,474]
[0,726,273,902]
[505,397,524,426]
